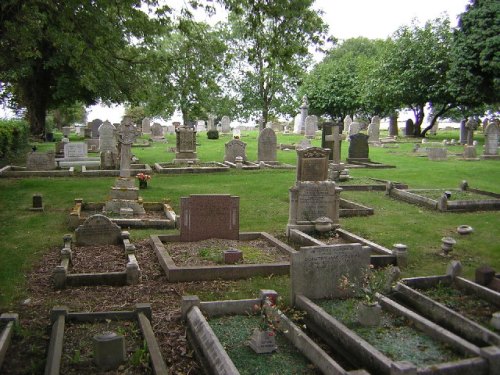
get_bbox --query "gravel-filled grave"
[70,244,127,273]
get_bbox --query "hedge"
[0,119,30,159]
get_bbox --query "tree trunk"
[27,95,48,140]
[412,106,425,137]
[421,104,456,137]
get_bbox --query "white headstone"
[221,116,231,133]
[98,121,117,152]
[64,142,88,159]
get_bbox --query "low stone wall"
[339,198,374,217]
[151,232,296,282]
[154,162,230,174]
[81,164,152,177]
[0,165,75,177]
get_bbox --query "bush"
[207,129,219,140]
[0,119,29,160]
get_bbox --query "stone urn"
[357,302,382,327]
[314,217,333,233]
[249,328,277,354]
[441,237,456,255]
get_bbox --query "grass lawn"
[0,129,499,308]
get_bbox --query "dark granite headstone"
[347,133,370,162]
[180,195,239,242]
[475,265,496,286]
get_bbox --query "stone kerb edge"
[0,313,19,370]
[45,304,167,375]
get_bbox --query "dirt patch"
[2,239,229,375]
[163,238,290,266]
[70,245,127,273]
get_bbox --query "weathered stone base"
[103,199,146,215]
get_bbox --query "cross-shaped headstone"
[116,117,140,178]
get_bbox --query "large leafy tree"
[222,0,328,123]
[0,0,168,138]
[372,18,454,136]
[146,17,229,123]
[448,0,500,111]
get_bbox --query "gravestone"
[174,125,198,163]
[26,151,56,170]
[90,119,103,139]
[388,113,399,137]
[347,133,370,163]
[321,122,335,161]
[465,117,479,145]
[62,126,71,137]
[293,113,302,134]
[368,116,380,143]
[296,147,330,181]
[75,214,122,246]
[348,118,361,136]
[483,121,500,158]
[459,119,467,144]
[257,127,277,163]
[405,119,414,137]
[296,138,312,150]
[151,123,163,138]
[180,195,239,242]
[196,120,206,132]
[141,117,151,134]
[323,122,348,181]
[64,142,88,160]
[93,331,126,370]
[463,146,478,160]
[291,244,370,301]
[298,95,309,135]
[224,139,247,163]
[221,116,231,134]
[343,115,352,135]
[116,118,140,178]
[428,148,447,161]
[304,115,317,139]
[99,121,116,152]
[207,114,215,131]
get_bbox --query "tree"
[146,17,229,123]
[371,18,454,136]
[222,0,328,123]
[46,102,86,131]
[0,0,168,138]
[300,37,387,120]
[448,0,500,110]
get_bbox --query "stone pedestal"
[103,178,145,215]
[249,328,277,354]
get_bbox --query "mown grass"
[0,129,499,308]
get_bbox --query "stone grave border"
[288,228,397,269]
[0,313,18,370]
[295,293,500,375]
[339,198,374,217]
[393,269,500,348]
[0,165,74,177]
[154,162,230,174]
[345,161,396,169]
[223,160,260,170]
[181,290,365,375]
[257,161,295,169]
[45,304,168,375]
[339,178,408,191]
[150,232,296,282]
[53,231,141,289]
[68,199,176,229]
[386,182,500,212]
[81,163,152,177]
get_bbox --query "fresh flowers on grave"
[135,173,151,182]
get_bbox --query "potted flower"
[136,173,151,189]
[249,297,279,354]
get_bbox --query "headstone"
[343,115,352,135]
[207,114,215,131]
[293,113,302,134]
[466,117,479,145]
[459,119,467,144]
[98,121,117,152]
[428,148,447,161]
[295,147,330,182]
[405,119,414,137]
[348,118,361,136]
[388,113,399,137]
[463,145,477,160]
[63,142,88,160]
[75,214,122,246]
[93,331,126,370]
[141,117,151,134]
[221,116,231,134]
[151,123,163,138]
[196,120,206,132]
[321,122,335,161]
[180,195,239,242]
[291,244,370,301]
[62,126,71,137]
[83,127,92,139]
[257,127,277,162]
[483,121,500,157]
[224,139,247,163]
[304,115,317,139]
[116,117,141,178]
[174,125,198,163]
[26,151,56,170]
[347,133,370,162]
[296,138,312,150]
[90,119,103,139]
[299,95,309,134]
[31,193,43,211]
[367,116,380,143]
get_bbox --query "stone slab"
[75,214,122,246]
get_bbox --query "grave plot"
[290,245,500,375]
[182,290,368,375]
[390,261,500,348]
[68,199,176,229]
[338,177,408,192]
[386,180,500,212]
[0,313,18,371]
[0,151,75,177]
[81,163,152,177]
[45,304,167,375]
[154,161,230,174]
[288,228,399,269]
[54,215,141,288]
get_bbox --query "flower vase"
[139,180,148,189]
[249,328,277,354]
[357,302,382,327]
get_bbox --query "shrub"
[207,129,219,140]
[0,119,29,159]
